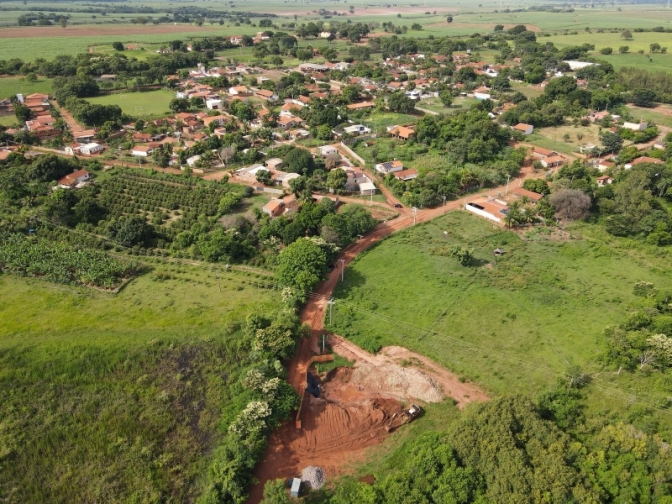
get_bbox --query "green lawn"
[0,115,18,127]
[0,76,53,100]
[0,261,280,503]
[328,211,672,422]
[87,88,175,118]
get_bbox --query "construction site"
[247,329,487,502]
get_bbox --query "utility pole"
[442,195,446,214]
[328,298,334,325]
[412,206,418,225]
[339,258,345,282]
[506,174,510,195]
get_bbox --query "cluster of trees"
[602,282,672,372]
[198,308,305,504]
[266,393,672,503]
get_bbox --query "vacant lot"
[87,88,174,118]
[0,75,53,100]
[0,261,279,503]
[532,123,603,155]
[328,211,672,419]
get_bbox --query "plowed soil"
[247,367,404,503]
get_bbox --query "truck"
[385,404,422,433]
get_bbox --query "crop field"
[0,259,280,503]
[0,27,235,61]
[87,89,175,118]
[327,211,672,418]
[0,76,53,100]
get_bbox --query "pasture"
[0,259,280,503]
[86,88,175,118]
[328,211,672,421]
[0,75,53,100]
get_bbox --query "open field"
[545,31,672,71]
[628,104,672,128]
[0,26,238,61]
[0,76,53,100]
[87,88,175,118]
[532,123,603,155]
[0,259,280,503]
[327,211,672,419]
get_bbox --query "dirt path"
[52,103,84,132]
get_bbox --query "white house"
[79,142,104,156]
[343,124,371,136]
[186,155,201,167]
[623,120,648,131]
[564,60,596,70]
[206,98,223,110]
[359,181,376,196]
[466,198,509,223]
[57,169,92,189]
[319,145,338,157]
[131,145,153,157]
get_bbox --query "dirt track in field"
[0,24,223,38]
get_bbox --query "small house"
[57,169,92,189]
[393,169,419,181]
[466,198,509,223]
[131,145,153,157]
[206,98,223,110]
[263,199,286,218]
[513,123,534,136]
[375,160,404,175]
[79,142,104,156]
[359,182,376,196]
[541,155,564,169]
[186,155,201,168]
[596,160,615,172]
[319,145,338,157]
[510,187,543,204]
[596,175,613,187]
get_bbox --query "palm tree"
[656,176,672,197]
[503,210,517,228]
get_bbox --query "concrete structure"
[186,155,201,167]
[623,120,648,131]
[393,169,419,181]
[564,60,596,70]
[597,175,613,187]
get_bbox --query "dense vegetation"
[0,232,137,288]
[298,392,672,503]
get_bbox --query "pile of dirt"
[351,361,444,403]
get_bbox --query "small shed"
[290,478,301,498]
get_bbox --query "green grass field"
[0,259,280,503]
[327,211,672,421]
[0,76,53,100]
[87,88,175,118]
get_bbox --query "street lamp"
[327,298,335,325]
[412,206,418,225]
[339,258,345,282]
[442,195,446,214]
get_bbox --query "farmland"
[0,260,281,503]
[86,89,174,118]
[328,211,672,424]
